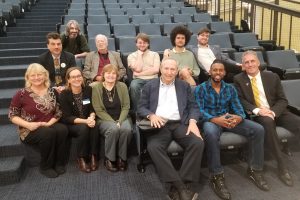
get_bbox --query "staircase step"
[0,124,22,157]
[0,156,26,186]
[25,12,65,16]
[0,77,24,89]
[7,26,56,32]
[17,18,61,24]
[0,36,45,43]
[7,31,50,37]
[23,15,62,19]
[0,55,38,65]
[0,48,46,57]
[0,42,45,49]
[14,23,58,27]
[0,88,20,109]
[0,108,10,125]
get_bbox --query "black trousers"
[147,122,204,183]
[254,110,300,169]
[23,123,68,170]
[68,124,100,158]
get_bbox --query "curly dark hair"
[169,25,192,47]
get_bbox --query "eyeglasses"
[69,75,82,79]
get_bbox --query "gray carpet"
[1,152,300,200]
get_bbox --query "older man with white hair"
[83,34,127,84]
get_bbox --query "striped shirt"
[195,80,246,122]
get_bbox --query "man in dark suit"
[234,50,300,187]
[138,58,204,200]
[190,27,242,83]
[37,32,76,93]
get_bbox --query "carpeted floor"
[1,152,300,200]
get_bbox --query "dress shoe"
[210,174,231,200]
[90,155,99,171]
[104,159,118,172]
[167,185,180,200]
[117,158,127,171]
[177,185,198,200]
[54,165,66,175]
[77,158,91,173]
[39,168,58,178]
[278,168,293,186]
[247,168,270,191]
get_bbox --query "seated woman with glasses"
[59,67,100,173]
[92,64,132,172]
[8,63,68,178]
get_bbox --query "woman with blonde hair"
[92,64,132,172]
[59,67,99,173]
[8,63,68,178]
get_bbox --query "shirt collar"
[207,79,226,91]
[172,47,186,53]
[247,71,261,80]
[198,44,209,48]
[160,78,175,87]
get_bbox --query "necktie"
[251,77,261,107]
[54,57,62,86]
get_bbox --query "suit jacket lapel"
[151,79,160,112]
[175,79,184,117]
[242,72,256,104]
[260,72,272,105]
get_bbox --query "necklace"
[103,83,116,102]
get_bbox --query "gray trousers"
[99,119,133,161]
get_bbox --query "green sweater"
[92,81,130,123]
[61,34,90,55]
[169,50,200,76]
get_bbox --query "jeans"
[129,79,150,113]
[202,119,264,175]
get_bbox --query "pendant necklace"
[103,82,115,102]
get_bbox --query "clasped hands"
[211,113,242,129]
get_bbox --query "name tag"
[82,99,90,105]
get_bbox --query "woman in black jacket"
[59,67,99,173]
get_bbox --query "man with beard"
[61,20,90,67]
[194,59,269,200]
[190,28,242,83]
[163,26,200,86]
[127,33,160,113]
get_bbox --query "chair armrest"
[266,66,286,79]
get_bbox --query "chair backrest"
[162,22,185,36]
[110,15,130,25]
[180,7,197,14]
[187,22,208,35]
[139,23,162,36]
[118,36,136,53]
[106,8,125,17]
[149,36,172,53]
[69,3,86,10]
[173,14,192,23]
[119,0,132,3]
[87,0,104,3]
[170,2,184,8]
[193,13,212,22]
[87,24,111,38]
[104,3,120,9]
[59,24,86,34]
[87,15,107,25]
[265,50,300,70]
[163,7,179,15]
[232,33,260,48]
[113,24,136,38]
[63,15,86,25]
[153,14,172,24]
[138,2,153,9]
[144,7,161,15]
[154,2,170,8]
[88,37,116,51]
[131,14,151,25]
[87,9,105,15]
[210,21,232,33]
[126,8,143,16]
[281,79,300,108]
[121,3,138,9]
[209,33,233,49]
[87,3,103,10]
[232,51,267,67]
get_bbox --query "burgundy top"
[97,52,110,76]
[8,87,62,140]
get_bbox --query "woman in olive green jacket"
[92,64,132,172]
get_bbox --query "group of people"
[7,20,300,200]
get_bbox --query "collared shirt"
[195,80,246,121]
[155,79,180,120]
[127,49,160,80]
[248,72,271,115]
[197,45,216,72]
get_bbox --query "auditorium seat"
[193,13,212,22]
[63,15,86,25]
[187,22,208,35]
[113,24,136,38]
[106,8,125,18]
[121,3,138,9]
[163,7,180,15]
[180,7,197,15]
[131,14,151,25]
[153,14,172,24]
[232,51,267,70]
[232,32,264,52]
[265,50,300,79]
[138,2,153,9]
[149,36,172,58]
[110,15,129,26]
[87,15,107,25]
[281,79,300,114]
[144,8,161,15]
[209,33,236,53]
[126,8,143,16]
[173,14,192,23]
[89,37,116,51]
[162,23,185,36]
[210,21,233,33]
[87,24,111,39]
[87,9,106,16]
[139,23,162,36]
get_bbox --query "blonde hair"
[25,63,50,88]
[101,64,119,82]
